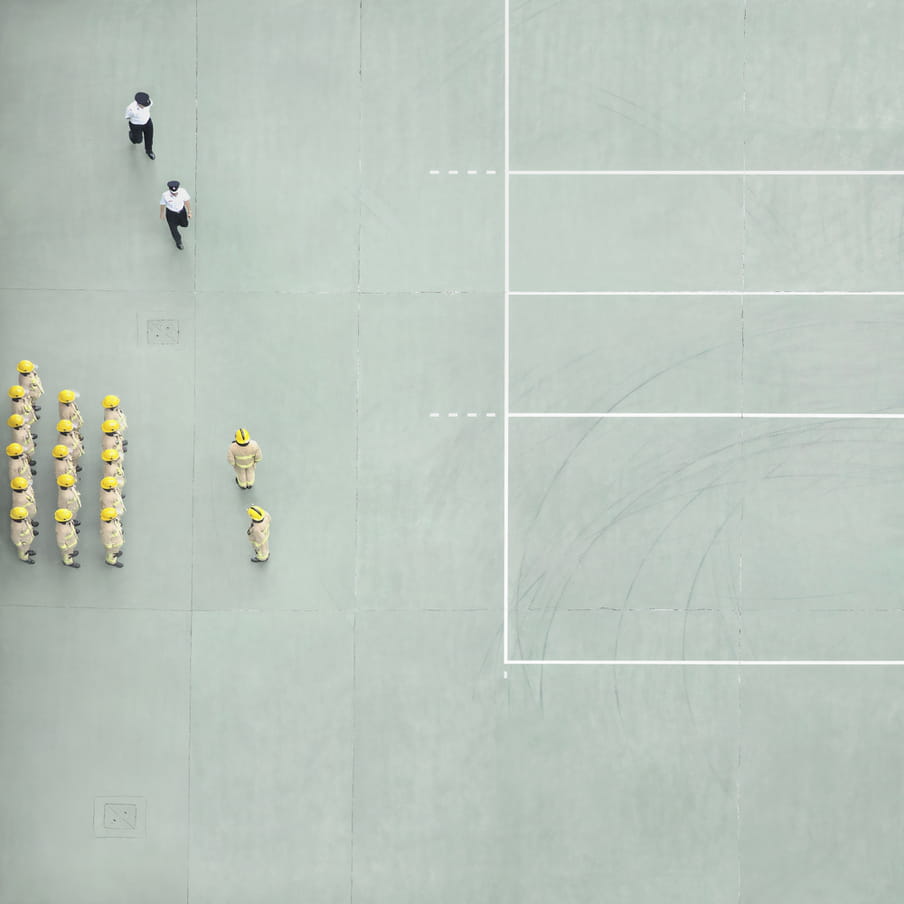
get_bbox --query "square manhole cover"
[147,319,180,345]
[94,796,146,837]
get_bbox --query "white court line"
[510,290,904,296]
[509,412,904,419]
[510,170,904,176]
[505,659,904,666]
[503,0,511,667]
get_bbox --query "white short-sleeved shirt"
[160,187,190,211]
[125,99,153,124]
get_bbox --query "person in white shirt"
[159,180,192,250]
[125,91,155,159]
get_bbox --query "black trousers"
[165,207,188,244]
[128,119,154,152]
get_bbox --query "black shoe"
[71,550,79,557]
[76,465,82,472]
[250,557,269,563]
[63,561,80,568]
[32,531,39,537]
[73,520,80,527]
[33,405,41,411]
[30,469,37,475]
[146,150,156,159]
[106,560,124,568]
[75,529,80,534]
[28,459,36,466]
[31,434,37,439]
[25,549,36,556]
[22,557,36,565]
[176,241,183,250]
[113,551,123,557]
[31,520,39,527]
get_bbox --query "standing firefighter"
[58,390,84,430]
[57,419,84,461]
[10,507,37,564]
[99,477,126,517]
[228,428,262,489]
[100,507,124,567]
[246,505,270,563]
[52,444,78,481]
[8,386,36,427]
[16,360,43,413]
[101,448,125,491]
[10,477,38,526]
[57,474,82,526]
[54,509,79,568]
[7,443,35,481]
[8,414,36,463]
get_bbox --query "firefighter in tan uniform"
[8,386,36,427]
[57,474,82,526]
[101,448,126,491]
[247,505,270,562]
[102,395,128,436]
[10,507,37,564]
[101,420,126,459]
[54,508,80,567]
[52,444,78,481]
[7,443,35,481]
[99,477,126,516]
[228,428,263,489]
[56,419,85,461]
[10,477,39,525]
[58,390,84,429]
[100,507,125,567]
[16,360,43,414]
[8,414,36,463]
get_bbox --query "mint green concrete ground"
[3,0,904,902]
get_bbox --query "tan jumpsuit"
[8,455,31,483]
[247,511,271,561]
[59,400,84,428]
[58,485,82,518]
[11,519,35,560]
[103,406,128,432]
[101,459,126,490]
[10,423,35,457]
[228,440,262,488]
[59,431,85,461]
[12,485,37,520]
[100,517,124,564]
[55,521,78,564]
[10,396,36,427]
[53,456,77,481]
[101,431,125,458]
[18,371,44,405]
[99,487,126,516]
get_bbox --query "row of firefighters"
[7,360,128,567]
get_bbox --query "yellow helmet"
[52,444,70,459]
[101,419,120,434]
[58,389,77,403]
[100,476,118,490]
[247,506,266,522]
[102,394,120,409]
[235,428,250,445]
[16,360,35,374]
[57,473,76,488]
[56,419,74,434]
[100,507,118,522]
[101,448,120,462]
[5,443,24,457]
[8,385,25,399]
[54,508,73,523]
[10,506,28,521]
[7,414,24,428]
[10,477,29,491]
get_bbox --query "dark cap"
[167,180,180,191]
[135,92,151,106]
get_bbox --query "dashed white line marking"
[448,412,458,417]
[486,170,497,174]
[486,412,497,417]
[429,412,440,417]
[466,412,478,417]
[429,170,440,175]
[428,412,499,419]
[448,170,459,175]
[467,170,478,174]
